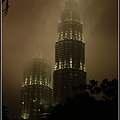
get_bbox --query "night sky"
[2,0,118,118]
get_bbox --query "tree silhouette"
[2,106,9,120]
[47,79,118,120]
[2,0,9,16]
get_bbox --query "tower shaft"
[53,0,86,105]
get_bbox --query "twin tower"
[21,0,86,119]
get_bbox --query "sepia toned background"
[2,0,118,118]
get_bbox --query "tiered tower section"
[21,57,52,120]
[53,0,86,105]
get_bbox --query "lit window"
[58,32,60,39]
[59,60,62,69]
[70,31,72,39]
[25,78,27,86]
[80,62,82,70]
[83,65,86,71]
[78,32,81,41]
[23,113,27,119]
[33,99,37,102]
[30,75,32,80]
[70,58,72,68]
[40,81,42,85]
[64,60,66,68]
[29,81,32,85]
[27,114,29,119]
[54,63,57,70]
[34,80,37,84]
[48,83,50,87]
[75,31,78,39]
[60,31,63,40]
[45,78,47,85]
[22,102,24,105]
[65,32,68,39]
[40,102,42,105]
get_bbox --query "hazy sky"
[2,0,118,118]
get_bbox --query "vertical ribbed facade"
[21,57,52,120]
[53,0,86,105]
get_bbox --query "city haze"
[2,0,118,118]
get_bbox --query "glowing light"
[80,62,82,70]
[84,65,86,72]
[65,32,68,39]
[33,99,37,102]
[34,79,37,84]
[54,63,57,70]
[25,78,27,86]
[29,81,31,85]
[40,81,42,85]
[23,113,28,119]
[45,78,47,85]
[30,75,32,80]
[60,31,64,40]
[70,58,72,68]
[59,60,62,69]
[70,30,72,39]
[64,60,66,68]
[75,31,78,39]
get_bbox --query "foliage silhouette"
[2,0,9,16]
[47,79,118,120]
[2,106,9,120]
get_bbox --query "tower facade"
[21,57,52,120]
[53,0,86,105]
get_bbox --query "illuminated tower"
[21,57,52,120]
[53,0,86,105]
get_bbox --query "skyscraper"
[53,0,86,105]
[21,57,52,120]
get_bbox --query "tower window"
[59,61,62,69]
[29,81,32,85]
[54,63,57,70]
[65,32,68,39]
[22,102,24,105]
[60,31,64,40]
[80,62,82,70]
[78,32,81,41]
[70,58,72,68]
[70,30,72,39]
[64,60,66,68]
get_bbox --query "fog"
[2,0,118,118]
